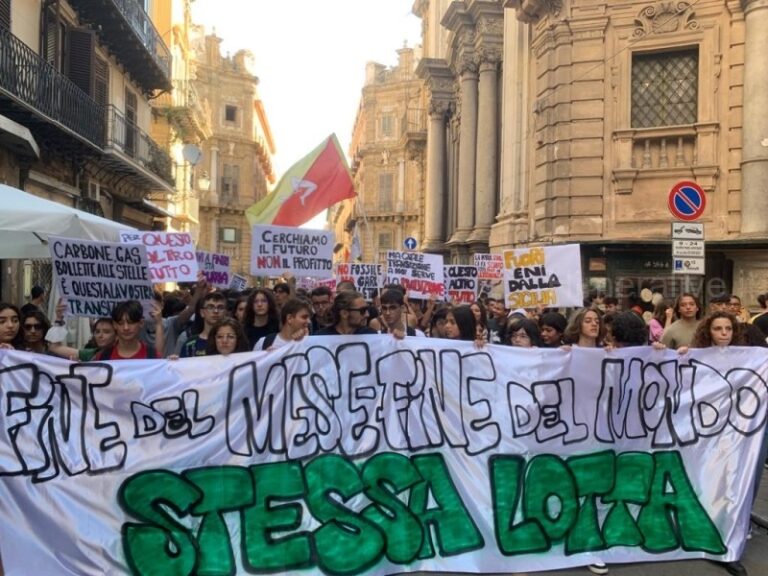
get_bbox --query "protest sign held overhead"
[246,134,356,227]
[336,262,381,300]
[0,344,764,575]
[297,276,337,292]
[228,273,249,292]
[250,224,334,278]
[119,231,198,283]
[474,253,504,296]
[503,244,583,308]
[195,250,231,288]
[49,236,154,318]
[385,250,444,299]
[444,265,478,304]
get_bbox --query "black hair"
[611,312,648,347]
[380,289,405,306]
[539,311,567,333]
[449,305,477,341]
[273,282,291,295]
[310,286,332,299]
[111,300,143,323]
[507,317,543,347]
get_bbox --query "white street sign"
[673,257,705,275]
[672,239,705,259]
[671,222,704,240]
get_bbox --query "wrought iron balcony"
[104,105,174,191]
[68,0,171,92]
[0,25,104,149]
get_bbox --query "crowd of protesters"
[0,279,765,576]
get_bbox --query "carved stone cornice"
[455,53,479,77]
[477,45,502,70]
[633,2,699,38]
[504,0,563,23]
[470,1,505,40]
[741,0,768,11]
[415,57,456,102]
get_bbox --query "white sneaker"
[588,561,609,575]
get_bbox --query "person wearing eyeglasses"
[20,309,51,354]
[378,289,424,338]
[180,292,228,357]
[315,291,377,336]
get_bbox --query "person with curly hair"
[563,308,605,347]
[205,318,250,356]
[677,310,744,353]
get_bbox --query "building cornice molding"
[503,0,562,23]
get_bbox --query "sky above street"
[190,0,422,176]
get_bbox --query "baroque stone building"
[0,0,174,301]
[193,33,276,279]
[416,0,768,306]
[333,46,428,263]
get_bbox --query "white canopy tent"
[0,183,136,259]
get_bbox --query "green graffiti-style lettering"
[119,470,201,576]
[638,451,726,554]
[361,452,424,563]
[602,452,652,547]
[565,451,615,553]
[491,455,549,555]
[523,454,579,542]
[184,466,252,576]
[241,461,312,572]
[305,454,385,574]
[409,453,484,558]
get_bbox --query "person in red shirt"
[92,300,162,361]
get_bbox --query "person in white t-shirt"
[254,298,312,351]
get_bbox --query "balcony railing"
[0,25,104,148]
[106,105,173,185]
[68,0,171,89]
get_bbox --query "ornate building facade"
[416,0,768,306]
[193,33,276,279]
[0,0,174,301]
[334,46,428,263]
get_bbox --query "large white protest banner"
[49,235,154,318]
[195,250,231,288]
[0,344,765,575]
[503,244,584,308]
[385,250,444,299]
[251,224,334,278]
[336,262,381,300]
[444,265,478,304]
[120,231,199,283]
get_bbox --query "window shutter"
[43,5,59,68]
[67,28,95,97]
[94,57,109,108]
[0,0,10,31]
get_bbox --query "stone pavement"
[402,469,768,576]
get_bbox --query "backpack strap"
[261,332,278,350]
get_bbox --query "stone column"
[468,53,499,245]
[741,0,768,235]
[422,101,448,251]
[450,58,479,243]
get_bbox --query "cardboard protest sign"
[49,235,154,318]
[250,224,334,278]
[474,253,504,297]
[0,344,764,575]
[503,244,583,308]
[228,273,249,292]
[119,231,198,283]
[195,250,231,288]
[336,262,381,300]
[297,277,337,292]
[444,265,478,304]
[385,250,444,299]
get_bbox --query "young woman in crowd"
[470,300,489,341]
[20,309,50,354]
[233,294,249,324]
[648,301,674,344]
[429,307,449,338]
[205,318,250,356]
[243,288,280,348]
[443,305,478,342]
[0,302,22,349]
[506,317,543,348]
[538,311,567,347]
[563,307,605,348]
[677,310,744,353]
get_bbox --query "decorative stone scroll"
[633,2,700,38]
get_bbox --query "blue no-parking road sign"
[668,181,706,221]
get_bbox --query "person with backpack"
[378,288,424,338]
[254,298,312,351]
